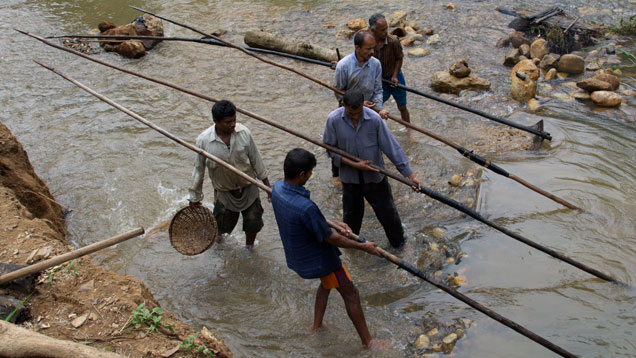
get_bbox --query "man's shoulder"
[196,125,216,143]
[327,107,345,120]
[335,53,356,70]
[362,107,382,121]
[387,34,401,45]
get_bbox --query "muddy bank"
[0,121,232,358]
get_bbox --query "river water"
[1,0,635,357]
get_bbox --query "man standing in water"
[368,13,410,123]
[323,89,421,248]
[188,100,271,247]
[271,148,384,348]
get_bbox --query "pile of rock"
[341,11,434,57]
[430,60,491,94]
[575,69,624,107]
[98,14,163,59]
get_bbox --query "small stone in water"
[427,327,439,336]
[442,332,458,345]
[445,257,455,263]
[432,227,445,238]
[449,174,462,187]
[415,334,430,349]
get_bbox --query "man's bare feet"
[365,338,392,351]
[311,324,327,335]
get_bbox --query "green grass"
[610,15,636,36]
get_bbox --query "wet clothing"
[189,122,268,213]
[333,53,384,110]
[323,106,411,248]
[320,264,352,290]
[272,181,341,279]
[213,195,264,234]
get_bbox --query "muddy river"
[1,0,635,357]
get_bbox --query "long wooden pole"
[127,7,581,212]
[0,228,144,285]
[18,33,618,283]
[35,62,576,357]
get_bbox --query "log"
[244,30,337,62]
[0,320,125,358]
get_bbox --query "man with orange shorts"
[271,148,383,348]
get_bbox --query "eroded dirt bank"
[0,121,232,358]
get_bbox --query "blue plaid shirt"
[271,181,341,279]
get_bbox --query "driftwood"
[0,320,125,358]
[503,7,602,53]
[244,30,337,62]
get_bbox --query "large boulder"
[557,54,585,74]
[509,31,532,48]
[512,59,539,81]
[510,60,539,103]
[529,39,549,60]
[576,78,613,92]
[593,70,620,90]
[503,48,520,66]
[389,11,407,28]
[430,71,490,94]
[100,15,163,58]
[116,40,146,58]
[347,18,366,31]
[590,91,622,107]
[132,14,164,50]
[539,53,560,70]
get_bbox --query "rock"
[116,40,146,59]
[451,275,467,286]
[539,53,559,70]
[544,68,557,81]
[503,48,520,66]
[449,174,462,186]
[512,59,539,81]
[336,29,356,40]
[533,58,541,66]
[527,98,541,111]
[427,328,439,336]
[432,227,446,239]
[0,262,36,292]
[390,27,407,37]
[509,31,531,48]
[519,44,530,58]
[406,21,420,31]
[529,39,549,60]
[586,62,600,71]
[446,3,456,10]
[405,26,416,34]
[98,21,116,32]
[408,47,429,57]
[26,246,53,264]
[132,14,164,50]
[430,71,490,94]
[590,91,622,107]
[496,37,511,48]
[426,34,441,45]
[612,69,622,76]
[618,89,636,97]
[199,326,233,358]
[400,36,417,47]
[572,91,591,100]
[389,11,407,28]
[346,18,366,31]
[594,70,619,90]
[557,72,569,79]
[71,313,88,328]
[78,279,95,292]
[415,334,430,350]
[419,28,434,35]
[449,60,470,78]
[557,54,585,74]
[442,333,458,345]
[576,78,613,92]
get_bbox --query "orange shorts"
[320,264,352,290]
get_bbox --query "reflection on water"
[1,0,635,357]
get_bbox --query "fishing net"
[169,205,217,255]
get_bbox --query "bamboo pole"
[35,62,576,357]
[126,7,582,212]
[0,228,144,285]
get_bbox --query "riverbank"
[0,121,232,358]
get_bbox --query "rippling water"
[1,0,635,357]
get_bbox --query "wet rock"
[426,34,441,45]
[539,53,559,70]
[527,98,541,111]
[512,59,539,81]
[427,328,439,336]
[336,29,356,40]
[405,26,416,34]
[449,174,462,186]
[496,37,511,48]
[586,62,600,71]
[618,89,636,97]
[98,21,116,32]
[133,14,164,50]
[544,68,557,81]
[529,39,549,60]
[390,27,407,37]
[406,21,420,31]
[503,48,520,66]
[432,227,446,239]
[408,47,429,57]
[389,11,407,28]
[557,72,569,79]
[116,40,146,58]
[415,334,430,349]
[594,70,619,90]
[430,71,490,94]
[518,44,530,58]
[511,73,537,103]
[446,3,456,10]
[400,35,417,47]
[557,54,585,74]
[346,18,366,31]
[442,332,458,345]
[419,28,434,35]
[449,60,471,78]
[590,91,622,107]
[612,68,622,76]
[509,31,531,48]
[576,78,613,92]
[572,91,591,100]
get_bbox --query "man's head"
[284,148,316,184]
[212,100,237,135]
[342,89,364,121]
[368,13,388,42]
[353,30,376,63]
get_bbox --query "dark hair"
[353,30,373,47]
[284,148,317,179]
[342,89,364,108]
[211,100,236,122]
[368,13,385,29]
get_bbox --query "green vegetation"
[3,292,33,322]
[180,333,216,357]
[128,303,172,334]
[610,14,636,36]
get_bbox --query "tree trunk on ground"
[0,321,125,358]
[244,30,337,62]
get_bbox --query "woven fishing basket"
[169,205,217,255]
